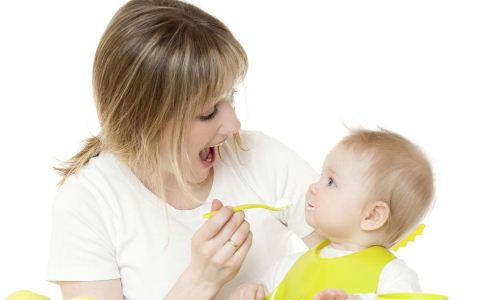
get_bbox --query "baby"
[231,129,434,300]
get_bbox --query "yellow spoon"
[202,199,292,218]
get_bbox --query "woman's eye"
[199,106,218,121]
[327,177,336,187]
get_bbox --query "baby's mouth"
[306,201,315,210]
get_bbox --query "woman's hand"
[190,199,252,287]
[166,199,252,299]
[230,283,265,300]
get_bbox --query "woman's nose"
[219,105,241,135]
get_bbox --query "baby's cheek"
[304,212,314,226]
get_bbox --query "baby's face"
[305,143,372,241]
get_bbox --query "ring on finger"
[226,238,239,249]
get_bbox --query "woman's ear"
[360,201,390,231]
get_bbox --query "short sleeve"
[377,259,422,293]
[354,259,421,299]
[46,176,120,281]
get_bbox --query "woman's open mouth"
[199,146,216,167]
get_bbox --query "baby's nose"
[309,182,318,195]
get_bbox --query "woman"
[46,0,321,299]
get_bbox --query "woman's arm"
[59,279,123,300]
[60,269,221,300]
[163,268,221,299]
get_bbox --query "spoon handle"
[202,203,288,218]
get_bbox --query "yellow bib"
[266,240,396,300]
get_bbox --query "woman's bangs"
[189,35,247,113]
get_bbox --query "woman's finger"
[241,284,254,300]
[244,284,255,300]
[212,219,250,264]
[227,220,250,251]
[227,231,252,267]
[211,199,223,211]
[256,284,264,300]
[194,205,234,242]
[210,210,245,248]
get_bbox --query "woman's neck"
[161,168,214,210]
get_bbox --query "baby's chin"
[304,217,330,240]
[305,214,320,232]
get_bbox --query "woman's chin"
[186,168,212,185]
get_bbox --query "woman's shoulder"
[54,152,134,211]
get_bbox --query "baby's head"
[305,129,434,249]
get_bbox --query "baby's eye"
[327,177,337,187]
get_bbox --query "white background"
[1,0,483,299]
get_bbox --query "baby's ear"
[360,201,390,231]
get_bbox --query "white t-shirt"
[263,244,421,300]
[46,131,318,300]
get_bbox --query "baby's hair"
[340,128,434,248]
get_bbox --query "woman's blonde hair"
[54,0,248,198]
[340,129,434,248]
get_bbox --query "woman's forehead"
[201,87,235,106]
